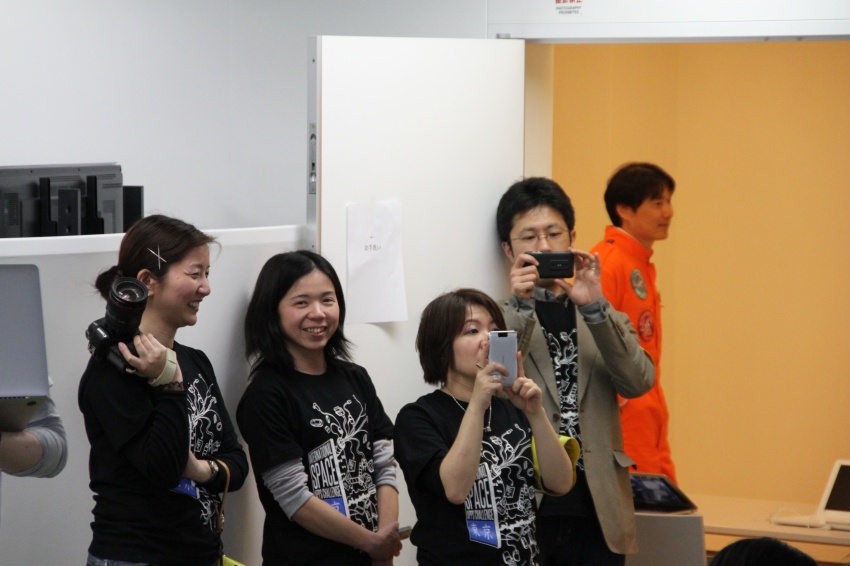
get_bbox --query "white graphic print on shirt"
[184,372,223,531]
[309,439,350,516]
[465,424,539,566]
[309,395,379,531]
[544,327,583,470]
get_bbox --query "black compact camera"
[86,277,148,371]
[527,251,575,278]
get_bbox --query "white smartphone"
[488,330,518,387]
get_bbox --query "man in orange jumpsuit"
[590,162,677,483]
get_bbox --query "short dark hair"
[708,537,816,566]
[416,288,506,387]
[95,214,216,300]
[605,162,675,227]
[244,250,351,376]
[496,177,575,247]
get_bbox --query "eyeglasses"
[510,230,570,245]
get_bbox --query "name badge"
[464,462,500,548]
[172,477,199,499]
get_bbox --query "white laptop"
[0,264,50,431]
[771,459,850,531]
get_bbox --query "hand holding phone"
[526,251,574,278]
[488,330,518,387]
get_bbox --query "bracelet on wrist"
[207,459,220,483]
[148,348,178,387]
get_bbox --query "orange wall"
[550,41,850,503]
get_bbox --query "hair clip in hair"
[148,247,168,270]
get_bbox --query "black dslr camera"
[86,277,148,372]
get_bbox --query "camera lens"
[112,278,147,303]
[104,277,148,337]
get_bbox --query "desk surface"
[693,493,850,546]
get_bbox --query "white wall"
[0,0,489,231]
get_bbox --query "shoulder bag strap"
[215,459,231,533]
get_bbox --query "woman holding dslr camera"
[79,215,248,566]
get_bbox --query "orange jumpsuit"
[591,226,676,483]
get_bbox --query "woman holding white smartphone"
[394,288,577,566]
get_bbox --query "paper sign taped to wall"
[346,200,408,324]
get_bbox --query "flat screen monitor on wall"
[0,163,130,238]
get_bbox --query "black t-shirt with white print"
[79,342,247,566]
[394,390,541,566]
[236,360,394,566]
[534,299,593,517]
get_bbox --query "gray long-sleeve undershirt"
[262,438,397,519]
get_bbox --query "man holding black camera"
[496,177,655,565]
[590,162,677,484]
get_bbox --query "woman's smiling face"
[145,244,211,332]
[277,269,340,368]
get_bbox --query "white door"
[315,35,525,565]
